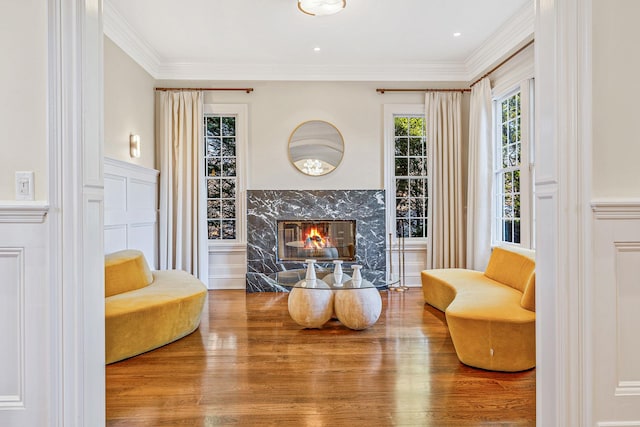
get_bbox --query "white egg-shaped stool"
[334,285,382,330]
[287,283,334,329]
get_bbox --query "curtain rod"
[376,88,470,94]
[155,87,254,93]
[470,39,535,88]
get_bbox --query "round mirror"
[288,120,344,176]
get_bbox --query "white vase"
[332,260,344,287]
[351,264,363,288]
[295,259,328,289]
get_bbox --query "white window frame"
[491,81,534,249]
[202,104,248,249]
[383,104,429,249]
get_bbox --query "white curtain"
[426,91,465,269]
[156,90,208,283]
[466,78,493,271]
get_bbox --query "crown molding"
[103,0,162,78]
[464,1,535,82]
[155,61,469,82]
[0,201,49,223]
[103,0,530,82]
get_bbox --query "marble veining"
[247,190,387,292]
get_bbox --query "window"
[493,82,533,248]
[384,105,428,240]
[203,105,247,243]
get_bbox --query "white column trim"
[49,0,105,425]
[535,0,592,425]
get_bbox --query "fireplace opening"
[277,220,356,262]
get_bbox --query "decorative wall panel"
[593,201,640,425]
[104,157,159,268]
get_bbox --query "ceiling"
[104,0,534,81]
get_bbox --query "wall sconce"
[130,134,141,158]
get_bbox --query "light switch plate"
[15,171,34,201]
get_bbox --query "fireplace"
[246,190,386,292]
[277,220,356,262]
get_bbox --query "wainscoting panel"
[208,242,247,290]
[388,242,427,287]
[593,200,640,425]
[0,248,24,407]
[104,157,159,268]
[0,203,49,422]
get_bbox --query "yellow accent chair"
[421,246,536,372]
[105,249,207,364]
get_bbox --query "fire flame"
[304,227,326,249]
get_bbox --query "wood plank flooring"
[106,290,535,426]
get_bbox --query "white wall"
[592,0,640,198]
[591,1,640,425]
[0,1,47,201]
[104,36,156,169]
[155,80,469,191]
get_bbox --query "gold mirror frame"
[288,120,344,176]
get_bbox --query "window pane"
[514,194,521,218]
[504,195,513,218]
[395,158,408,176]
[221,178,236,199]
[409,137,423,156]
[207,159,221,176]
[206,117,221,136]
[395,137,408,156]
[513,169,520,193]
[410,179,425,198]
[207,200,221,219]
[411,198,425,218]
[410,219,425,238]
[409,117,424,136]
[396,219,409,238]
[208,220,221,239]
[508,144,518,166]
[222,138,236,156]
[396,198,409,218]
[221,117,235,136]
[504,171,513,194]
[222,220,236,239]
[206,138,221,156]
[207,179,220,199]
[394,117,408,136]
[409,158,425,176]
[396,179,408,198]
[513,220,521,244]
[222,158,236,177]
[222,199,236,219]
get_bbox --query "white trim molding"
[103,0,162,77]
[465,1,535,82]
[0,202,49,223]
[592,200,640,219]
[103,1,532,82]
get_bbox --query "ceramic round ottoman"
[334,287,382,330]
[287,286,334,329]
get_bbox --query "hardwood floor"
[106,290,535,426]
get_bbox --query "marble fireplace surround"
[246,190,386,292]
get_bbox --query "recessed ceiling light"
[314,47,321,52]
[298,0,346,16]
[453,32,462,37]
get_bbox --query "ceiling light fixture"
[453,32,462,37]
[298,0,346,16]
